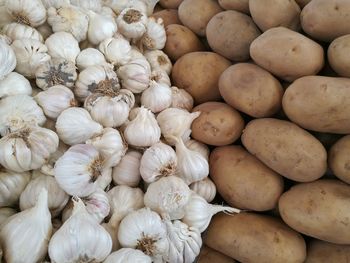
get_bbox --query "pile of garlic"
[0,0,240,262]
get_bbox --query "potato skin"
[204,213,306,263]
[218,0,249,14]
[159,0,183,9]
[209,145,284,211]
[329,135,350,184]
[305,239,350,263]
[241,118,327,182]
[279,180,350,244]
[328,35,350,77]
[171,52,231,104]
[197,245,236,263]
[152,9,181,27]
[250,27,324,82]
[219,63,283,117]
[283,76,350,134]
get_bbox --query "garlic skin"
[0,72,32,98]
[88,11,117,45]
[70,0,102,12]
[171,86,194,112]
[0,208,17,227]
[185,139,210,161]
[35,85,78,119]
[0,6,13,29]
[40,140,69,176]
[151,69,171,86]
[117,8,147,39]
[0,168,31,207]
[40,0,70,9]
[0,34,12,45]
[76,48,107,71]
[55,107,103,145]
[0,189,52,263]
[6,0,47,27]
[0,40,16,80]
[54,144,112,197]
[145,50,172,75]
[140,142,177,183]
[45,32,80,62]
[104,248,152,263]
[112,150,142,187]
[141,80,172,113]
[190,177,216,202]
[103,0,158,16]
[3,22,43,42]
[49,198,112,263]
[142,17,166,50]
[99,35,132,66]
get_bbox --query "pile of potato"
[154,0,350,262]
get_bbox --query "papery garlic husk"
[144,50,172,75]
[6,0,47,27]
[0,189,52,263]
[0,6,12,28]
[55,107,103,145]
[129,46,145,60]
[48,197,112,263]
[118,207,169,261]
[35,58,77,90]
[151,69,171,86]
[36,22,53,40]
[112,150,142,187]
[185,139,210,161]
[124,106,161,147]
[104,248,152,263]
[3,22,43,42]
[45,31,80,62]
[0,208,17,228]
[99,34,132,66]
[40,140,69,176]
[100,6,117,18]
[144,176,191,220]
[141,80,172,113]
[190,177,216,203]
[0,167,31,207]
[102,0,158,16]
[87,11,117,45]
[140,142,177,183]
[71,0,102,12]
[102,217,121,252]
[157,108,200,145]
[35,85,78,119]
[117,8,147,39]
[142,17,166,50]
[0,40,16,80]
[40,0,70,9]
[47,6,89,42]
[0,71,31,98]
[171,86,194,112]
[0,34,12,45]
[76,48,107,71]
[182,193,240,233]
[0,94,46,136]
[54,144,112,197]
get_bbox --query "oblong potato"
[219,63,283,117]
[328,35,350,77]
[197,245,236,263]
[209,145,284,211]
[218,0,249,13]
[159,0,183,9]
[283,76,350,134]
[329,135,350,184]
[204,213,306,263]
[279,180,350,244]
[250,27,324,82]
[305,239,350,263]
[241,118,327,182]
[151,9,181,27]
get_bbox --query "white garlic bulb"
[45,32,80,62]
[40,140,69,176]
[55,107,103,145]
[142,17,166,50]
[76,48,107,71]
[190,177,216,203]
[54,144,112,197]
[6,0,47,27]
[0,168,31,207]
[151,69,171,86]
[141,80,172,113]
[185,139,210,161]
[99,34,132,66]
[0,40,16,80]
[103,0,158,16]
[124,106,161,147]
[49,198,112,263]
[36,22,53,40]
[0,34,12,45]
[3,22,43,42]
[0,71,32,98]
[171,86,194,112]
[112,150,142,187]
[144,50,172,75]
[104,248,152,263]
[0,208,17,227]
[140,142,177,183]
[87,11,117,45]
[70,0,102,12]
[40,0,70,9]
[129,46,145,60]
[0,189,52,263]
[117,8,147,39]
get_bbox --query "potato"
[209,146,284,211]
[241,118,327,182]
[283,76,350,134]
[329,135,350,184]
[249,0,301,32]
[152,9,181,27]
[305,239,350,263]
[250,27,324,82]
[301,0,350,42]
[219,63,283,117]
[159,0,183,9]
[164,24,205,61]
[279,179,350,244]
[171,52,231,104]
[204,213,306,263]
[197,245,236,263]
[206,11,260,62]
[178,0,222,37]
[218,0,249,14]
[328,35,350,77]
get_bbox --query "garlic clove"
[142,17,166,50]
[171,86,194,112]
[3,22,44,42]
[144,50,172,75]
[190,177,217,202]
[112,150,142,187]
[104,248,152,263]
[0,71,32,98]
[117,8,148,40]
[150,69,171,86]
[76,48,107,71]
[45,31,80,62]
[87,10,117,45]
[141,80,172,113]
[6,0,47,27]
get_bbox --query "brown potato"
[204,213,306,263]
[279,180,350,244]
[164,24,205,61]
[283,76,350,134]
[219,63,283,117]
[197,245,236,263]
[171,52,231,104]
[178,0,222,37]
[329,135,350,184]
[305,239,350,263]
[218,0,249,13]
[209,145,284,211]
[328,35,350,77]
[159,0,183,9]
[241,118,327,182]
[151,9,181,27]
[301,0,350,42]
[250,27,324,82]
[206,11,260,62]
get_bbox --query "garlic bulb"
[40,0,70,9]
[0,71,31,98]
[70,0,102,12]
[6,0,47,27]
[0,189,52,263]
[0,168,31,207]
[112,150,142,187]
[171,86,194,112]
[54,144,112,197]
[3,22,43,42]
[140,142,177,183]
[0,208,16,227]
[76,48,107,71]
[55,107,103,145]
[182,194,240,233]
[129,46,145,60]
[0,40,16,80]
[185,139,210,161]
[0,94,46,136]
[47,6,89,42]
[40,140,69,176]
[151,69,171,86]
[144,50,172,75]
[0,34,12,45]
[141,80,172,113]
[99,35,132,66]
[124,106,161,147]
[86,128,127,167]
[52,218,62,235]
[0,6,12,29]
[190,177,216,203]
[117,8,147,39]
[45,32,80,62]
[118,207,169,261]
[144,176,191,220]
[35,85,78,119]
[87,11,117,45]
[104,248,152,263]
[103,0,158,16]
[48,198,112,263]
[36,22,53,40]
[35,58,77,90]
[142,17,166,50]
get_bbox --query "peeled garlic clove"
[0,208,17,227]
[150,69,171,86]
[87,10,118,45]
[76,48,107,71]
[141,80,172,113]
[0,71,32,98]
[117,8,147,39]
[144,50,172,75]
[3,22,43,42]
[142,17,166,50]
[171,86,194,112]
[112,150,142,187]
[104,248,152,263]
[99,34,132,66]
[0,40,16,80]
[190,177,216,202]
[185,139,210,161]
[45,31,80,62]
[70,0,102,12]
[55,107,103,145]
[6,0,47,27]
